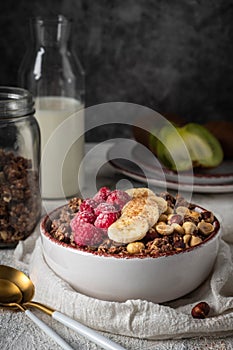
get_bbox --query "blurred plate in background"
[107,141,233,193]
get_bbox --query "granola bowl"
[40,189,221,303]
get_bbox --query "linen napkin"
[14,224,233,340]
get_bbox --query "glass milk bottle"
[19,15,85,199]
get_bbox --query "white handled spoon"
[0,265,126,350]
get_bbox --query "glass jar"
[19,15,85,199]
[0,87,41,248]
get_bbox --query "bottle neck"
[31,15,71,48]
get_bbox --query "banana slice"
[122,196,159,227]
[108,187,167,243]
[152,196,167,214]
[125,187,155,198]
[108,216,149,244]
[125,187,167,214]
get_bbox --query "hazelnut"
[0,230,8,241]
[201,211,214,223]
[158,214,168,222]
[198,220,214,236]
[155,222,174,235]
[182,221,197,235]
[191,302,210,319]
[164,206,174,215]
[190,235,202,247]
[127,242,145,254]
[185,210,201,224]
[171,223,185,235]
[183,234,191,247]
[175,206,190,217]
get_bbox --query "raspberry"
[106,190,131,210]
[93,187,111,203]
[71,211,96,229]
[94,202,119,216]
[79,198,98,213]
[73,222,104,247]
[94,211,119,229]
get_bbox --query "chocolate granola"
[47,191,219,258]
[0,149,41,246]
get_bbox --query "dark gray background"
[1,0,233,140]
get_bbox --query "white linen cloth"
[14,222,233,340]
[12,143,233,344]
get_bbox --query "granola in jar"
[0,87,41,248]
[0,150,41,247]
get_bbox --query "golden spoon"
[0,265,125,350]
[0,275,73,349]
[0,279,22,304]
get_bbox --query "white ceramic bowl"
[40,205,221,303]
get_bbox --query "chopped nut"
[190,235,202,247]
[164,206,174,215]
[198,220,214,235]
[185,210,201,224]
[0,230,8,241]
[152,237,161,246]
[183,234,191,247]
[191,302,210,319]
[175,206,190,217]
[158,214,168,222]
[127,242,145,254]
[156,222,174,235]
[171,223,185,235]
[182,221,197,235]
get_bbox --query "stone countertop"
[0,142,233,350]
